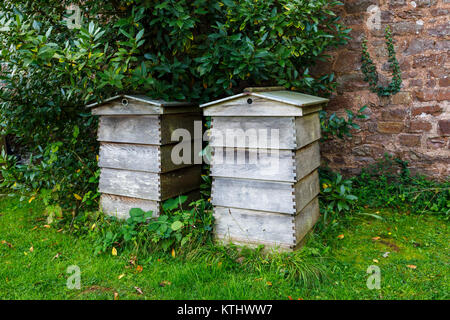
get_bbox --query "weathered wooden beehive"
[88,95,202,219]
[200,87,328,251]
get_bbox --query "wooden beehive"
[200,88,328,251]
[88,95,202,219]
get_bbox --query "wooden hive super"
[88,95,202,219]
[201,88,328,251]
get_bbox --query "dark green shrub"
[91,196,214,256]
[0,0,349,213]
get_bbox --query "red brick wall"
[316,0,449,179]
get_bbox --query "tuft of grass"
[186,244,326,287]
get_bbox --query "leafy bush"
[0,0,349,213]
[318,168,358,229]
[353,154,450,219]
[320,105,368,140]
[92,196,214,256]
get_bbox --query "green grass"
[0,196,448,300]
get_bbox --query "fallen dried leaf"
[52,253,61,260]
[1,240,13,248]
[29,246,34,252]
[118,274,125,280]
[288,296,293,300]
[114,292,119,300]
[159,280,172,287]
[382,252,390,258]
[171,248,176,258]
[372,236,380,241]
[136,265,143,273]
[112,247,117,256]
[266,281,272,286]
[134,286,143,295]
[235,256,245,264]
[373,259,379,263]
[43,225,51,229]
[337,234,344,240]
[406,265,417,269]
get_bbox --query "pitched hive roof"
[86,94,195,109]
[200,88,329,108]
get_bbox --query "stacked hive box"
[88,95,202,219]
[201,88,328,251]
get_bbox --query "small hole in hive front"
[122,98,129,106]
[247,98,253,104]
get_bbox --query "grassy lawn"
[0,196,448,300]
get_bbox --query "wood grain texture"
[294,112,321,149]
[160,113,202,145]
[209,116,295,149]
[99,143,161,173]
[294,141,321,181]
[97,116,161,145]
[210,142,320,183]
[99,168,160,200]
[100,194,159,220]
[99,166,202,201]
[210,147,295,182]
[211,177,295,214]
[160,165,202,200]
[92,100,161,115]
[213,206,295,246]
[97,114,201,145]
[294,197,320,243]
[92,100,200,115]
[294,170,320,213]
[204,96,304,117]
[98,142,199,173]
[100,189,202,219]
[160,141,203,172]
[213,198,319,251]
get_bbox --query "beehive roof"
[86,94,195,108]
[200,89,328,108]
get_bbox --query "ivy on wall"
[361,26,402,97]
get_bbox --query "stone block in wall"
[439,77,450,87]
[438,120,450,136]
[411,105,443,117]
[393,21,424,35]
[415,89,450,102]
[404,39,435,56]
[399,134,422,147]
[381,108,407,121]
[391,92,412,105]
[413,54,447,68]
[377,121,404,134]
[345,0,379,14]
[415,0,438,7]
[428,24,450,38]
[409,121,432,133]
